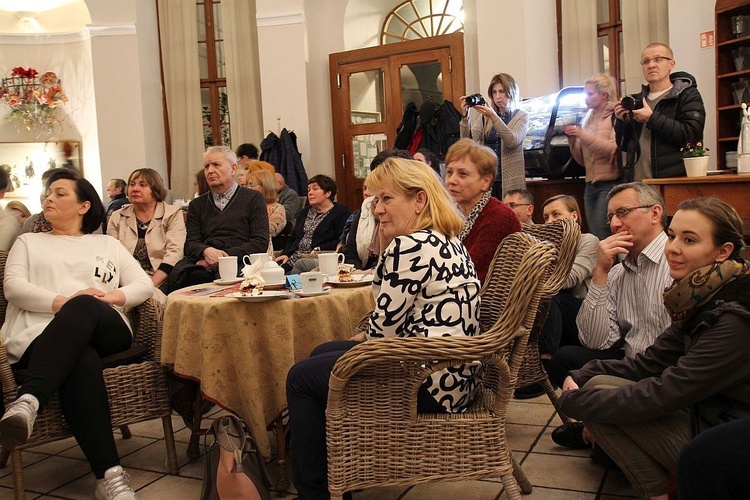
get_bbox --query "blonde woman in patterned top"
[108,168,186,294]
[286,158,481,499]
[246,169,286,253]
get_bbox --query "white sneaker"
[95,466,138,500]
[0,394,38,450]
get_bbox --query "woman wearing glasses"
[563,73,619,239]
[558,197,750,499]
[459,73,529,197]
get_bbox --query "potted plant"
[681,141,710,177]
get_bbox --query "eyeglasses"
[505,202,532,209]
[247,182,259,188]
[640,56,672,66]
[605,205,655,225]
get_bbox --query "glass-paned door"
[330,33,464,208]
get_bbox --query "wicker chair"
[0,251,179,499]
[326,232,557,500]
[513,218,581,424]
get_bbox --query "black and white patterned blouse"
[366,229,481,412]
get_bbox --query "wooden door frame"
[329,32,465,208]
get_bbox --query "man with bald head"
[169,146,269,290]
[275,172,301,222]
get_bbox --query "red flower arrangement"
[0,66,68,133]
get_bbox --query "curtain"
[622,0,669,95]
[221,0,264,149]
[561,0,598,87]
[157,0,204,199]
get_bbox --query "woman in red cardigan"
[445,138,521,282]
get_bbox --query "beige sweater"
[460,109,529,196]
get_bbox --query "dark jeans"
[286,340,444,500]
[539,291,583,356]
[14,295,132,479]
[584,180,618,240]
[546,344,624,388]
[678,417,750,500]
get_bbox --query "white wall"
[668,0,716,169]
[473,0,559,100]
[256,11,313,175]
[85,0,167,194]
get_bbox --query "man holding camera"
[614,42,705,181]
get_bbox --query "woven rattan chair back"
[512,218,581,423]
[326,232,557,500]
[0,251,178,499]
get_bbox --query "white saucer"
[214,277,243,285]
[327,275,373,287]
[227,291,289,302]
[296,286,332,297]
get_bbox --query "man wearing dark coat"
[614,42,706,181]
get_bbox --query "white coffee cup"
[318,252,345,277]
[300,271,329,293]
[247,253,271,266]
[218,256,238,281]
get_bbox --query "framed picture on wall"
[0,141,82,206]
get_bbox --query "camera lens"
[621,95,638,111]
[466,94,486,107]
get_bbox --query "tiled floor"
[0,395,638,499]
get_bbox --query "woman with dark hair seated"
[444,138,521,282]
[286,158,481,499]
[108,168,186,295]
[275,174,350,274]
[0,169,154,499]
[558,197,750,500]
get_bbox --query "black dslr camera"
[465,93,486,107]
[620,94,643,111]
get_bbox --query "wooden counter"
[643,174,750,230]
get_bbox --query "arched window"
[381,0,464,44]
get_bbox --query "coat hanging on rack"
[393,99,462,158]
[260,128,308,196]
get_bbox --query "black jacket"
[559,274,750,437]
[282,202,351,257]
[260,129,309,195]
[615,71,706,180]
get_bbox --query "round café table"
[161,282,375,484]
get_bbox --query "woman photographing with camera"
[459,73,529,198]
[563,73,619,239]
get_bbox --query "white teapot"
[259,260,285,285]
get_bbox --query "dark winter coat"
[559,273,750,437]
[260,128,309,195]
[614,71,706,180]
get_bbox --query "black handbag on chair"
[201,415,272,500]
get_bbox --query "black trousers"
[678,417,750,500]
[14,295,132,479]
[546,344,624,388]
[286,340,444,500]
